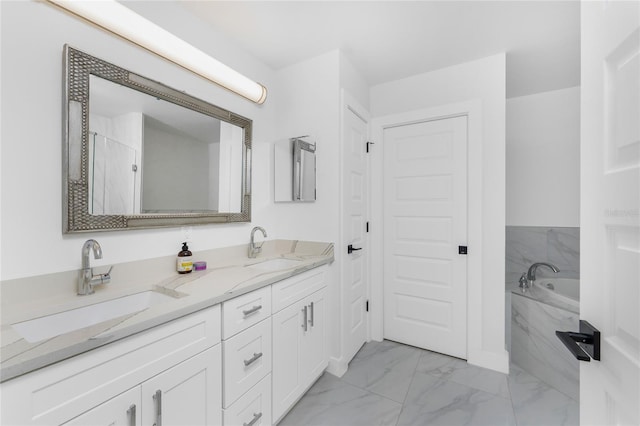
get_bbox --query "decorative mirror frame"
[62,45,252,233]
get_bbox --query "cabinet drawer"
[223,374,271,426]
[272,266,327,313]
[223,286,271,339]
[222,318,272,408]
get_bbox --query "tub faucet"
[248,226,267,258]
[78,239,112,295]
[525,262,559,287]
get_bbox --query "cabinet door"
[63,387,141,426]
[301,288,327,385]
[272,300,304,422]
[140,346,222,426]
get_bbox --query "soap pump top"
[177,242,193,274]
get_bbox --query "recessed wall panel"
[395,132,452,161]
[394,293,451,329]
[396,217,451,244]
[395,255,451,287]
[395,175,451,201]
[606,29,640,170]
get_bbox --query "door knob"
[347,244,362,254]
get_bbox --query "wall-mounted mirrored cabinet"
[63,46,252,233]
[274,136,316,202]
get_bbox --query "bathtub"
[510,278,580,401]
[532,278,580,312]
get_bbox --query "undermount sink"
[246,258,302,272]
[12,290,174,343]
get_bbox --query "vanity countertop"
[0,240,334,382]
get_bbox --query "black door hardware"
[366,141,375,153]
[347,244,363,254]
[556,320,601,362]
[458,246,468,255]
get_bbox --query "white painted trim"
[326,356,348,378]
[468,348,510,374]
[370,100,490,365]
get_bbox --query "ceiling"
[180,1,580,98]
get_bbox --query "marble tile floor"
[279,340,578,426]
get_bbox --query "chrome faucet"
[248,226,267,258]
[521,262,560,289]
[78,239,112,295]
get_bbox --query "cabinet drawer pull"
[127,404,136,426]
[242,305,263,317]
[302,305,308,332]
[152,389,162,426]
[243,352,263,366]
[243,412,263,426]
[309,301,314,327]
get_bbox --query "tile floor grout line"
[505,366,520,426]
[391,350,424,426]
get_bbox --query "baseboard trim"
[467,348,510,374]
[326,356,348,378]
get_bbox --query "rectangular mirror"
[274,136,316,202]
[63,46,252,232]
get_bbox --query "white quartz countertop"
[0,240,334,382]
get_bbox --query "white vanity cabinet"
[1,263,331,426]
[271,267,328,423]
[1,305,222,426]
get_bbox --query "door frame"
[370,100,484,364]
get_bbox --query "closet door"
[383,115,468,359]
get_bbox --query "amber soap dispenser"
[177,242,193,274]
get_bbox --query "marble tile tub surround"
[511,292,579,402]
[280,340,578,426]
[506,226,580,284]
[0,240,333,382]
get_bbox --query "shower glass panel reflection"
[88,132,139,215]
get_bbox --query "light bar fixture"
[48,0,267,104]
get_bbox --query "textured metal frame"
[62,45,252,233]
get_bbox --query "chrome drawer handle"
[302,305,308,332]
[242,305,263,317]
[127,404,136,426]
[243,412,263,426]
[308,301,314,327]
[152,390,162,426]
[243,352,263,366]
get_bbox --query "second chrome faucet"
[248,226,267,258]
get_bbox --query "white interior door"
[383,116,468,359]
[580,2,640,424]
[342,98,369,363]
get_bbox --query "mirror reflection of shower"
[88,131,140,215]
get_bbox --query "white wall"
[0,0,281,280]
[506,87,580,227]
[370,54,508,372]
[268,50,345,372]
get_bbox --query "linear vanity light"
[47,0,268,104]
